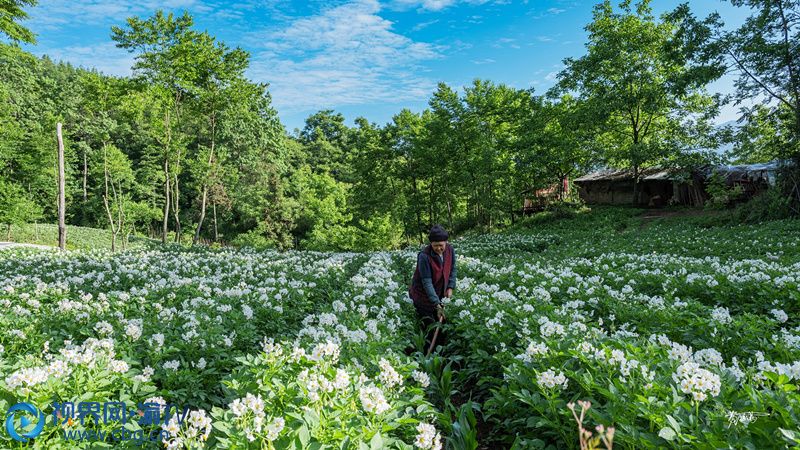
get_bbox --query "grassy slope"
[2,223,159,251]
[503,205,800,262]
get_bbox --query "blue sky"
[19,0,751,133]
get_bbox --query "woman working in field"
[407,225,457,353]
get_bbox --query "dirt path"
[638,208,719,228]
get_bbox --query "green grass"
[2,223,159,250]
[502,205,800,262]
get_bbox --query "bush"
[705,172,744,209]
[731,188,794,223]
[230,229,277,250]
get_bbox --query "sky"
[18,0,752,133]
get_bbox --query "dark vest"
[409,243,453,312]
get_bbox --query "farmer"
[408,224,457,353]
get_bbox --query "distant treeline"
[0,0,798,250]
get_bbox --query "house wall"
[577,180,677,205]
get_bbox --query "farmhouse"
[521,178,570,214]
[574,162,781,206]
[573,167,704,206]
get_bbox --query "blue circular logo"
[5,402,45,442]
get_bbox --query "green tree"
[677,0,800,209]
[299,109,352,179]
[112,10,202,243]
[0,179,42,240]
[555,0,723,204]
[0,0,37,43]
[519,95,597,200]
[189,36,249,244]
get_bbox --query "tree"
[99,143,134,251]
[190,37,249,244]
[676,0,800,208]
[112,10,201,243]
[300,109,351,179]
[0,0,37,43]
[0,179,41,240]
[555,0,723,205]
[519,95,596,200]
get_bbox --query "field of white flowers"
[1,208,799,449]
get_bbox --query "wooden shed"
[574,167,707,206]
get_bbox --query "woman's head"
[429,225,448,254]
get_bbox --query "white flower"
[94,321,113,336]
[134,366,154,382]
[125,320,142,340]
[537,369,568,390]
[414,422,442,450]
[770,309,789,323]
[359,385,390,414]
[151,333,165,348]
[672,362,721,401]
[229,398,246,417]
[378,358,402,388]
[333,368,350,390]
[517,341,548,363]
[265,417,285,441]
[163,360,180,371]
[109,359,129,373]
[411,370,430,388]
[242,304,254,320]
[710,306,732,325]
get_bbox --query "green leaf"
[666,415,681,435]
[299,424,311,448]
[370,432,384,450]
[658,427,676,441]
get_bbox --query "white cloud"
[471,58,495,65]
[34,42,135,77]
[412,19,440,31]
[388,0,498,12]
[246,0,442,113]
[25,0,210,30]
[493,37,520,49]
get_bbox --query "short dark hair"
[428,224,449,242]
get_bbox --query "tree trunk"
[173,172,181,243]
[194,120,215,245]
[102,143,120,253]
[162,158,170,244]
[56,123,66,250]
[632,165,641,206]
[212,201,219,242]
[83,150,88,201]
[410,175,423,244]
[428,179,434,226]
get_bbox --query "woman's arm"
[418,252,440,304]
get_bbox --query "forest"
[1,0,798,251]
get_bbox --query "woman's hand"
[445,288,453,298]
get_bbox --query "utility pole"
[57,123,66,250]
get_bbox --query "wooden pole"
[56,123,66,250]
[426,314,444,357]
